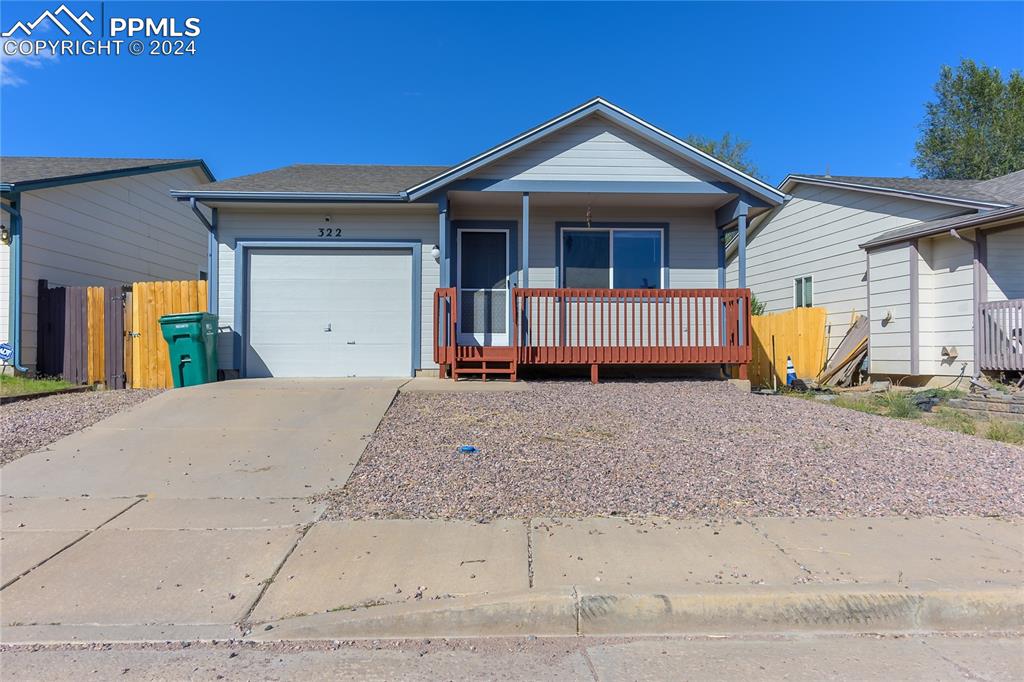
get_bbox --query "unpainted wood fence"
[36,279,207,389]
[742,306,828,388]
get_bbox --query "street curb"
[250,586,1024,640]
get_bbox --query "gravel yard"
[0,389,162,465]
[321,380,1024,520]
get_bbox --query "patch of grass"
[985,420,1024,445]
[930,407,977,435]
[877,391,921,419]
[914,387,966,401]
[0,375,73,397]
[832,394,883,415]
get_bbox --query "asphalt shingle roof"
[795,174,1011,205]
[189,164,451,195]
[1,156,204,187]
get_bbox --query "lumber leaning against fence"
[129,280,208,389]
[742,307,828,388]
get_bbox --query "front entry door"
[457,229,510,346]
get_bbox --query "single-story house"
[1,157,216,373]
[727,170,1023,384]
[172,97,786,381]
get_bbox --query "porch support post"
[717,228,726,288]
[438,194,450,288]
[521,192,530,287]
[737,211,748,289]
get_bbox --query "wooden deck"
[434,287,752,382]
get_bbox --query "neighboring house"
[1,157,216,372]
[727,171,1024,384]
[172,97,785,381]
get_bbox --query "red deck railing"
[512,288,751,365]
[434,287,752,369]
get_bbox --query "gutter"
[171,190,408,203]
[1,193,29,372]
[188,198,219,313]
[860,205,1024,250]
[782,175,1010,211]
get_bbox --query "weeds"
[877,392,921,419]
[985,420,1024,445]
[931,407,977,435]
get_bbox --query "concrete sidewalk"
[2,512,1020,643]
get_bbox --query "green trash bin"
[159,312,219,388]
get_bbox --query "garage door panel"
[246,248,413,378]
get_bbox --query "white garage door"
[246,248,413,377]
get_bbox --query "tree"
[685,132,760,178]
[913,59,1024,180]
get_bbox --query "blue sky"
[1,1,1021,185]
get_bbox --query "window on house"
[562,228,663,289]
[794,276,813,307]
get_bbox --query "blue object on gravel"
[458,445,478,454]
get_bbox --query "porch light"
[0,224,9,246]
[430,244,441,261]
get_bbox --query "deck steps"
[450,347,518,382]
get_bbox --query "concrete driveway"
[0,378,403,499]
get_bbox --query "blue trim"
[1,193,28,372]
[233,239,422,378]
[208,208,219,314]
[736,213,748,289]
[444,178,734,195]
[2,160,214,195]
[438,196,449,288]
[554,222,670,288]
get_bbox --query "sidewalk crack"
[744,518,815,582]
[238,521,313,631]
[527,518,534,589]
[1,496,145,591]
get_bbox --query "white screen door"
[457,229,509,346]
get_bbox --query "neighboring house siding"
[868,243,913,375]
[14,166,210,370]
[471,118,715,183]
[0,198,9,347]
[215,205,438,372]
[986,225,1024,301]
[917,234,976,377]
[726,183,969,356]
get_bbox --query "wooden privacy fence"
[128,280,208,389]
[743,307,828,388]
[37,281,124,387]
[978,298,1024,371]
[36,279,207,389]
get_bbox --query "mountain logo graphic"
[2,4,95,37]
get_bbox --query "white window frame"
[794,275,813,308]
[560,227,666,289]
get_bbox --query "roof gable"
[780,174,1011,209]
[406,98,785,205]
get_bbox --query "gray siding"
[986,225,1024,301]
[471,117,715,183]
[6,166,210,370]
[215,205,439,372]
[868,243,913,375]
[727,183,969,356]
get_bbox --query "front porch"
[434,286,752,382]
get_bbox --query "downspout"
[1,193,29,372]
[949,227,982,379]
[189,198,218,313]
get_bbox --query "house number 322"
[318,227,343,237]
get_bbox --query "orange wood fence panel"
[744,306,828,388]
[86,286,105,384]
[129,280,208,389]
